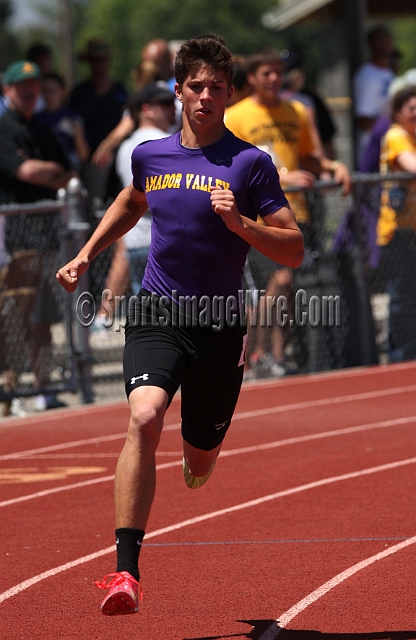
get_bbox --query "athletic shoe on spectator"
[9,397,28,417]
[254,354,286,379]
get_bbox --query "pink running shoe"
[95,571,143,615]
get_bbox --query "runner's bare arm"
[56,185,148,292]
[210,187,304,268]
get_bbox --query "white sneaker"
[243,368,256,382]
[255,354,286,379]
[9,397,28,417]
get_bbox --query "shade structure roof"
[262,0,416,31]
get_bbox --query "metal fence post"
[63,177,94,404]
[350,177,377,365]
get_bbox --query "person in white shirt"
[353,25,396,164]
[115,82,176,293]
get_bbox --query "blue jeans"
[380,228,416,362]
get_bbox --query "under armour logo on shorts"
[130,374,149,384]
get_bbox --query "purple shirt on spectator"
[359,115,391,173]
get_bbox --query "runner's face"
[175,65,232,131]
[249,62,282,105]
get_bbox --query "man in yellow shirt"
[226,49,351,377]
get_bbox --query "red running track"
[1,362,416,639]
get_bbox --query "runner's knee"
[128,403,163,446]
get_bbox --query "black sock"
[115,528,145,582]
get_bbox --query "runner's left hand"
[210,186,242,232]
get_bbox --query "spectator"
[280,49,336,161]
[25,42,54,114]
[226,48,351,378]
[141,38,181,131]
[376,86,416,362]
[141,38,175,89]
[70,38,127,200]
[26,43,53,76]
[227,55,252,108]
[354,69,416,282]
[353,25,396,164]
[131,59,163,92]
[0,78,7,117]
[36,73,89,170]
[0,60,77,410]
[359,67,416,174]
[91,59,164,169]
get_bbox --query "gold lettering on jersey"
[146,173,183,192]
[145,173,229,192]
[161,174,170,189]
[215,178,230,190]
[185,174,229,191]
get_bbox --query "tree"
[391,17,416,74]
[75,0,283,89]
[0,0,22,69]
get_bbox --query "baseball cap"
[3,60,41,85]
[388,67,416,98]
[131,82,175,110]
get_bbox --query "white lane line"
[258,536,416,639]
[220,415,416,457]
[1,361,415,432]
[3,383,416,462]
[1,455,415,604]
[229,384,416,422]
[2,414,416,509]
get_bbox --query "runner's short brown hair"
[174,34,235,88]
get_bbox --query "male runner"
[56,34,304,616]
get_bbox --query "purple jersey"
[131,129,288,299]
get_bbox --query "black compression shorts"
[123,290,247,451]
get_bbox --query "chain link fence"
[1,172,415,416]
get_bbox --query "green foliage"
[75,0,282,90]
[0,0,12,23]
[391,17,416,74]
[0,0,22,69]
